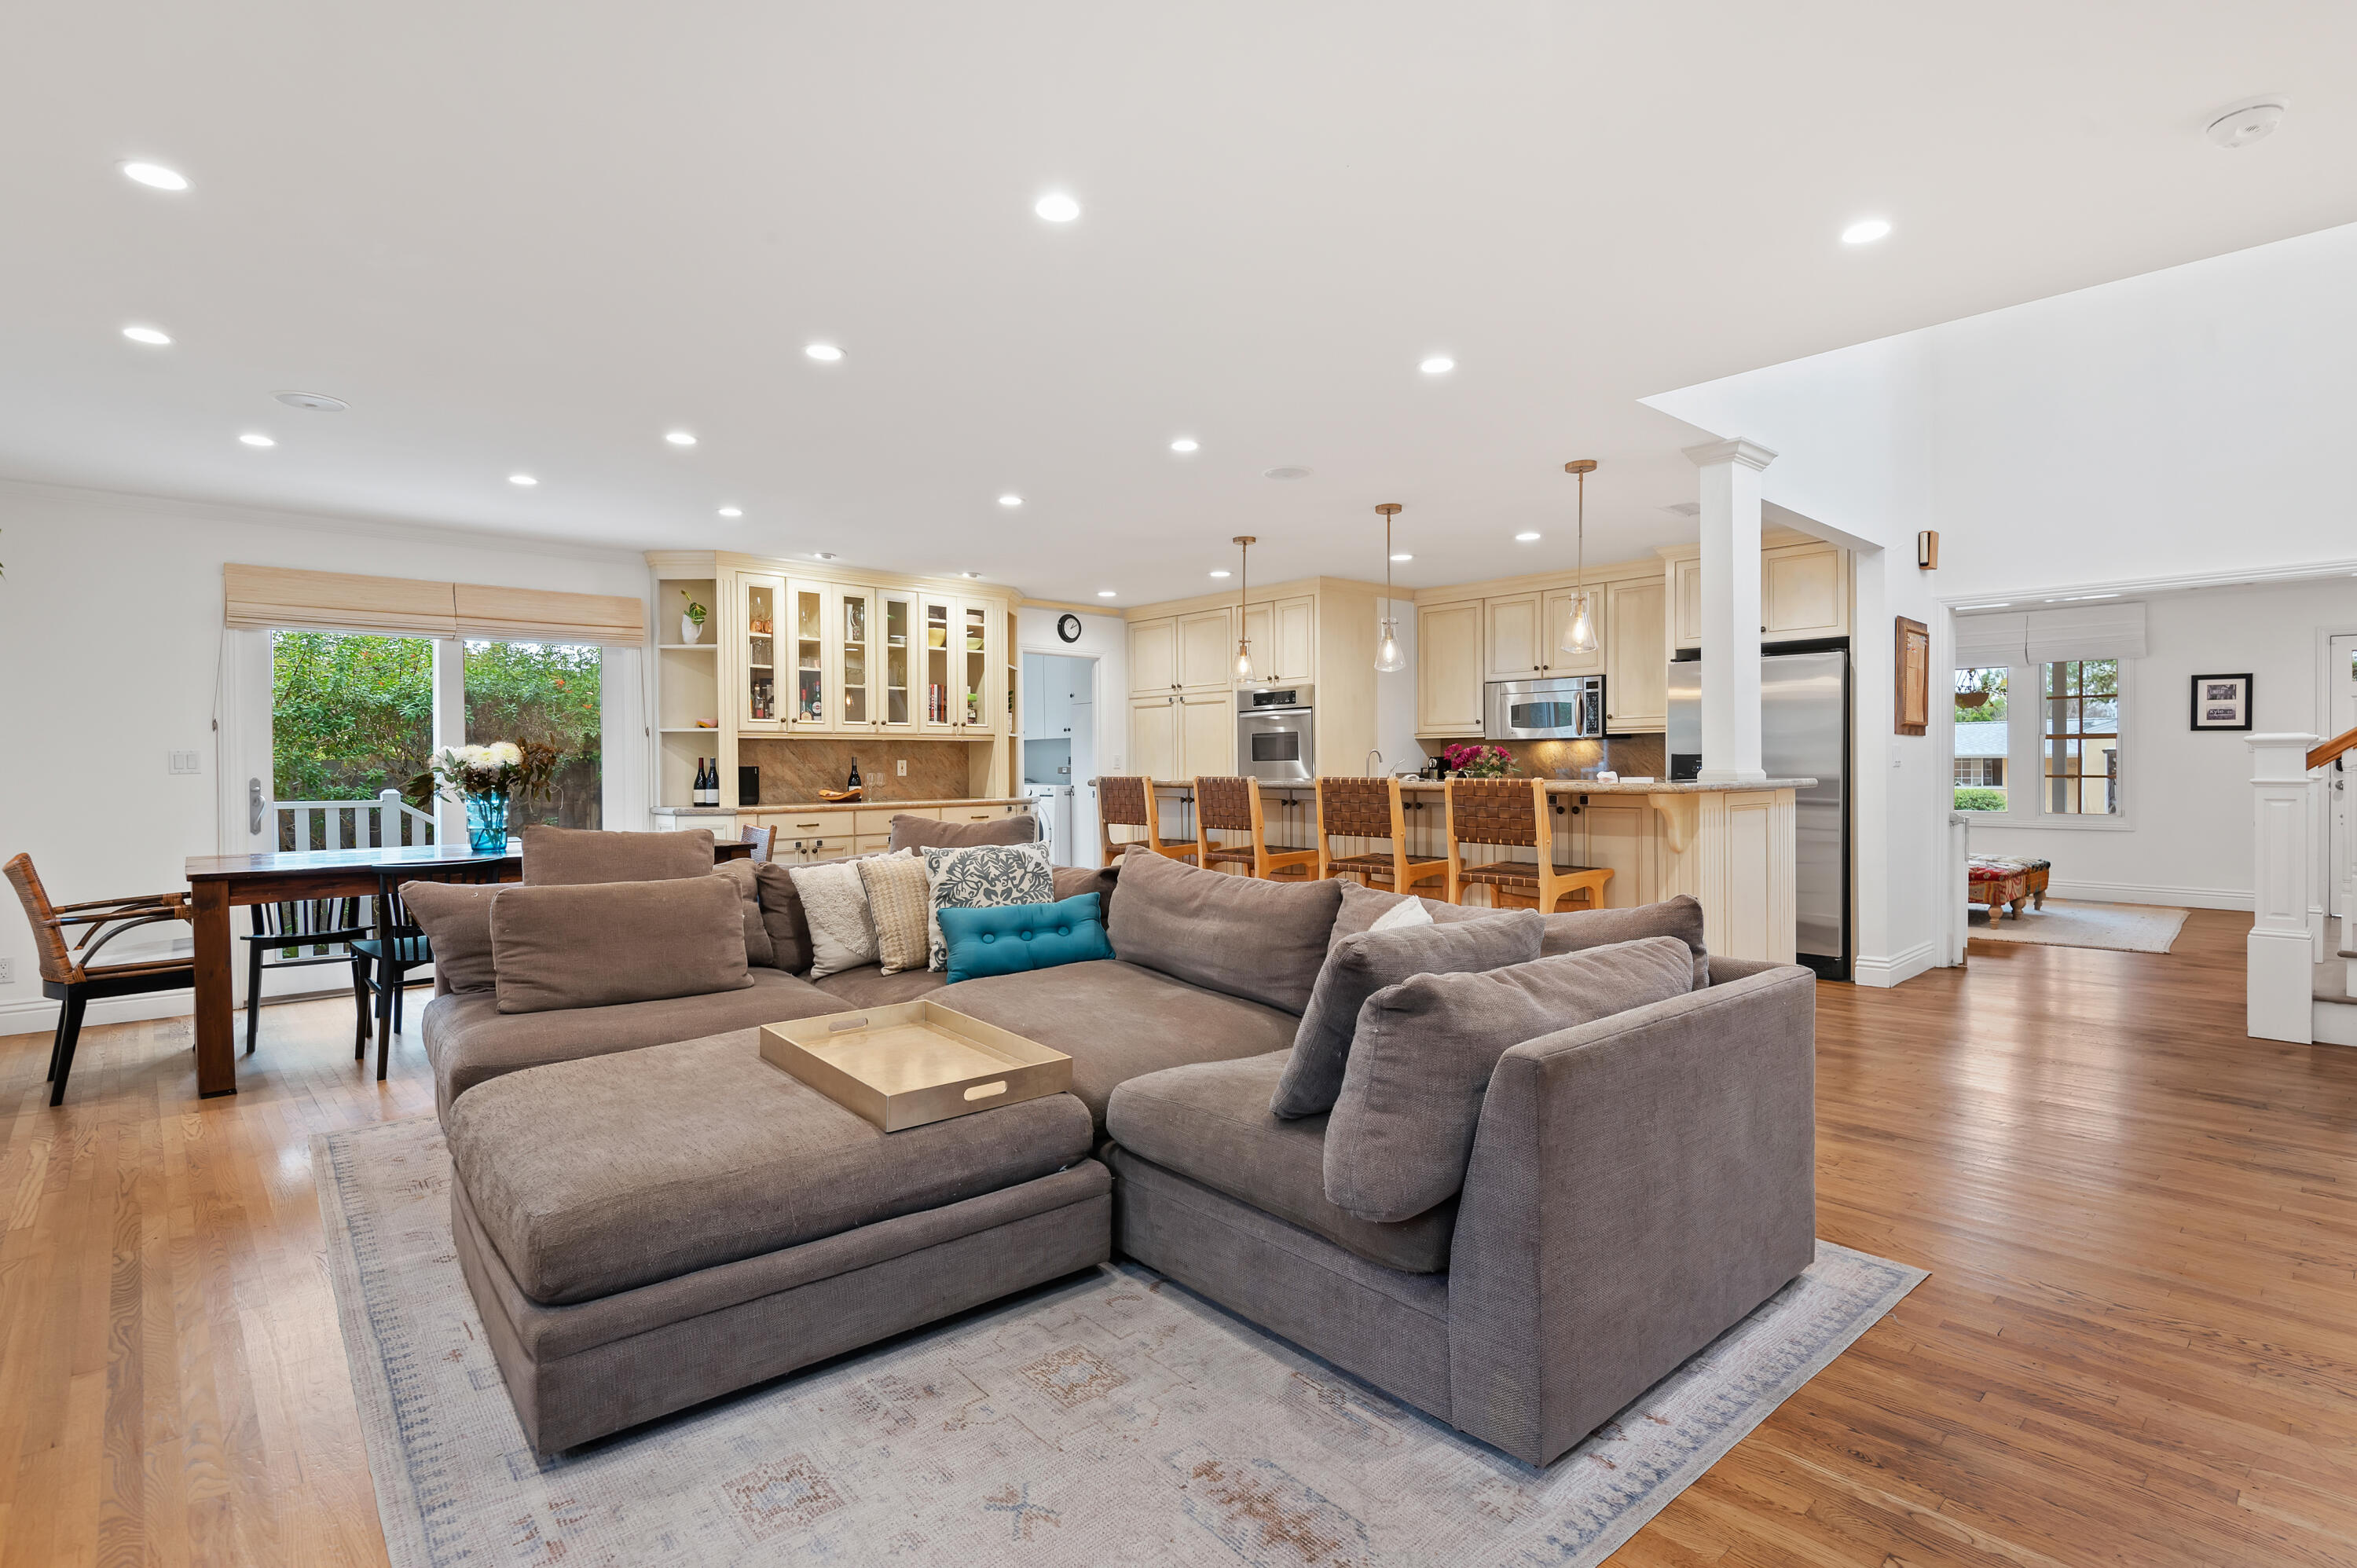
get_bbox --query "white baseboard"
[0,991,196,1036]
[2312,999,2357,1049]
[2044,878,2252,911]
[1853,940,1939,989]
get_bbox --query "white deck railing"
[275,789,439,853]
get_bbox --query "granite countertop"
[1115,777,1814,795]
[656,796,1032,814]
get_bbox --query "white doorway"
[1021,650,1101,866]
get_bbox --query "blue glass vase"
[464,793,509,853]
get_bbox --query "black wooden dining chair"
[241,896,371,1056]
[354,860,507,1080]
[5,852,194,1106]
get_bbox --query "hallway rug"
[1972,897,2189,954]
[317,1117,1923,1568]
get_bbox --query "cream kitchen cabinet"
[1130,694,1178,782]
[1176,607,1234,690]
[1483,592,1543,681]
[1417,599,1484,738]
[1670,541,1848,650]
[1604,577,1667,733]
[1178,688,1233,777]
[1129,615,1179,694]
[1539,585,1607,676]
[1241,595,1315,685]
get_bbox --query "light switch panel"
[896,759,907,776]
[169,750,202,775]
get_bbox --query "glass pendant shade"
[1374,617,1406,673]
[1234,642,1255,681]
[1559,590,1599,656]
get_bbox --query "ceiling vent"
[273,390,348,412]
[2206,96,2287,149]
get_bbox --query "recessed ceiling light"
[998,494,1022,507]
[1391,552,1413,562]
[1208,570,1232,579]
[122,324,170,346]
[273,390,346,411]
[665,430,697,446]
[1169,438,1199,453]
[1418,356,1455,375]
[238,433,275,448]
[508,473,538,486]
[812,551,837,561]
[717,506,742,518]
[805,343,843,361]
[1262,466,1311,481]
[119,160,188,192]
[1514,531,1541,542]
[1035,192,1080,223]
[1841,218,1892,245]
[962,571,984,580]
[1096,589,1117,598]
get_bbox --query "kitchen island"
[1126,776,1814,965]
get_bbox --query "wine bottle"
[694,757,709,807]
[847,756,863,792]
[704,757,717,807]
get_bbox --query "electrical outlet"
[0,957,14,986]
[169,750,202,775]
[896,759,907,776]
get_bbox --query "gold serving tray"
[759,1001,1072,1133]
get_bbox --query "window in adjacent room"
[1952,667,2009,811]
[2042,658,2119,815]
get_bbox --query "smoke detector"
[273,390,348,412]
[2206,96,2287,149]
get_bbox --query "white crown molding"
[1936,556,2357,611]
[0,475,647,566]
[1681,438,1779,472]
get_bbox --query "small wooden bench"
[1969,864,2033,921]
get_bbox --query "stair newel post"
[2247,733,2322,1042]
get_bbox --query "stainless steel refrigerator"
[1666,648,1850,980]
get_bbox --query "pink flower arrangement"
[1440,742,1512,778]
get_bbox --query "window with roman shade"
[1952,600,2144,826]
[224,565,644,645]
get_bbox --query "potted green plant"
[680,589,708,644]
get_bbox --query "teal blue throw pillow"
[939,893,1113,984]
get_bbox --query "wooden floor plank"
[2,907,2355,1566]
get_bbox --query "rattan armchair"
[5,852,195,1106]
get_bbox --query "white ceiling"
[3,2,2353,602]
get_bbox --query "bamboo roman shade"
[224,565,645,645]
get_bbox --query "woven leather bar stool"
[1314,776,1446,896]
[1444,777,1613,912]
[1098,775,1197,864]
[1193,775,1318,880]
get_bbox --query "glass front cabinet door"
[878,590,916,731]
[787,580,830,731]
[836,585,874,729]
[960,603,992,731]
[740,573,783,730]
[920,595,957,733]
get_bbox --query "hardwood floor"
[4,910,2354,1566]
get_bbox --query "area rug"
[317,1118,1923,1568]
[1971,897,2189,954]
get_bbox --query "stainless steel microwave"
[1484,675,1604,741]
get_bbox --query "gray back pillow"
[1325,936,1696,1222]
[490,876,751,1014]
[398,880,503,995]
[522,826,714,886]
[1326,878,1500,945]
[1271,910,1544,1119]
[753,860,814,974]
[713,859,775,969]
[1539,894,1709,988]
[1108,848,1343,1016]
[889,812,1039,852]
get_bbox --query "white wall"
[1967,578,2357,909]
[0,479,646,1035]
[1014,604,1130,866]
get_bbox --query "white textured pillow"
[922,841,1054,971]
[1366,896,1435,933]
[787,857,880,979]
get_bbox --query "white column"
[1684,438,1777,782]
[2247,733,2320,1042]
[431,637,467,846]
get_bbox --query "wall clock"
[1055,613,1083,643]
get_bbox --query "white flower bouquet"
[404,738,557,808]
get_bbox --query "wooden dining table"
[183,838,753,1097]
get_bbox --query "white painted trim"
[2311,999,2357,1049]
[1934,556,2357,613]
[1,992,192,1037]
[2039,878,2251,911]
[1853,939,1938,989]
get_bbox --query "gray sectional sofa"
[414,824,1817,1465]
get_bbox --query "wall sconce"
[1916,529,1940,570]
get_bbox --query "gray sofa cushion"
[1107,848,1342,1015]
[1271,909,1544,1119]
[521,825,714,886]
[752,861,814,975]
[1539,895,1710,989]
[446,1029,1094,1303]
[399,880,502,995]
[1325,936,1696,1222]
[1326,878,1501,943]
[1052,862,1119,924]
[490,877,750,1014]
[938,958,1300,1130]
[810,963,950,1008]
[889,812,1039,851]
[1108,1053,1456,1273]
[425,969,841,1119]
[715,859,775,969]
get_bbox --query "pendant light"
[1559,459,1600,656]
[1231,534,1257,684]
[1373,504,1407,672]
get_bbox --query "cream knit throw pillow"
[786,857,879,979]
[857,853,933,975]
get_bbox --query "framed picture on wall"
[1894,617,1930,735]
[2190,672,2253,731]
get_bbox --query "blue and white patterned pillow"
[922,841,1054,971]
